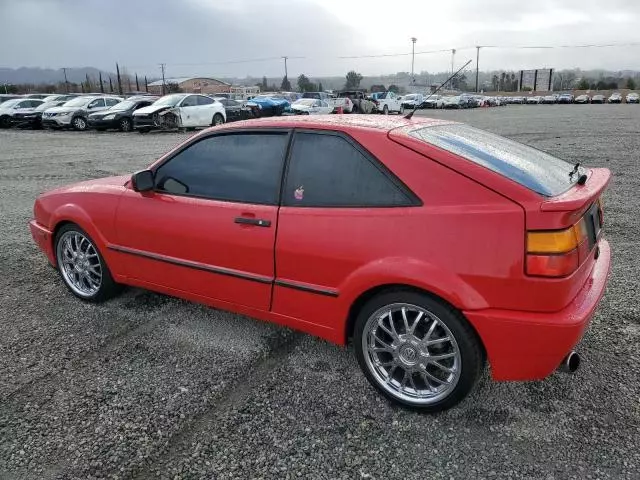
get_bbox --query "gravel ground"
[0,106,638,479]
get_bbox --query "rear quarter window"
[409,124,578,196]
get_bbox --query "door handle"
[234,217,271,227]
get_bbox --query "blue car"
[245,94,291,117]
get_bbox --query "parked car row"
[503,92,638,104]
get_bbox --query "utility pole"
[145,76,148,93]
[62,67,69,93]
[282,56,288,78]
[159,63,166,95]
[116,62,123,96]
[135,73,140,91]
[410,37,417,84]
[99,71,104,93]
[475,46,481,93]
[450,49,456,89]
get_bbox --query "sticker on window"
[294,186,304,200]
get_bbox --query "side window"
[283,133,413,207]
[180,95,198,107]
[154,133,289,205]
[17,101,30,108]
[135,102,150,109]
[88,99,105,108]
[106,98,120,106]
[197,95,214,105]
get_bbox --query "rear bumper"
[465,239,611,381]
[29,220,56,266]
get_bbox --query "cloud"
[1,0,640,77]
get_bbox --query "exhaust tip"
[559,351,581,373]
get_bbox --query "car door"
[196,95,215,126]
[113,130,290,310]
[272,130,417,330]
[177,95,199,127]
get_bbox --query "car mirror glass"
[131,170,154,192]
[162,177,189,194]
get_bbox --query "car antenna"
[404,59,472,120]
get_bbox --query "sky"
[1,0,640,79]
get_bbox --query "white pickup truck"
[371,91,404,114]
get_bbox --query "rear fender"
[339,257,489,314]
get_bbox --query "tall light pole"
[410,37,417,84]
[282,56,288,79]
[475,46,481,93]
[450,49,456,89]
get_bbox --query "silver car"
[42,95,122,130]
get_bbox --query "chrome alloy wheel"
[56,231,102,298]
[362,303,462,405]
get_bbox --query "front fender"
[338,257,489,313]
[48,204,111,252]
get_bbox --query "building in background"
[147,77,231,95]
[519,69,554,92]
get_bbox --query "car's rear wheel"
[119,118,132,132]
[72,116,87,131]
[54,224,121,302]
[212,113,225,126]
[354,290,483,412]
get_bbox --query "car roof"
[209,114,455,134]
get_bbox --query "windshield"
[110,100,135,111]
[63,97,92,107]
[294,99,318,106]
[404,94,418,101]
[302,92,321,99]
[0,99,21,109]
[153,95,184,107]
[409,124,578,196]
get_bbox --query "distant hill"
[0,67,113,85]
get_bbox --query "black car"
[214,98,255,122]
[13,94,80,129]
[88,96,158,132]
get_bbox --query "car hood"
[134,104,172,115]
[42,175,130,197]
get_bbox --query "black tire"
[119,117,132,132]
[212,113,225,126]
[71,116,88,131]
[0,115,11,128]
[354,290,484,412]
[54,223,122,303]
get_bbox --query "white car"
[372,91,403,114]
[422,94,444,109]
[42,95,123,130]
[0,98,44,128]
[290,98,334,115]
[626,92,639,104]
[133,94,226,132]
[608,92,622,103]
[401,94,424,109]
[526,96,542,104]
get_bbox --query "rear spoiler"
[540,168,611,212]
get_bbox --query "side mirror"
[131,170,154,192]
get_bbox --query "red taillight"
[526,249,580,277]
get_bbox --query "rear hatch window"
[408,124,580,196]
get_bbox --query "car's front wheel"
[119,118,132,132]
[354,290,483,412]
[54,224,121,302]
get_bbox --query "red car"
[29,115,611,411]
